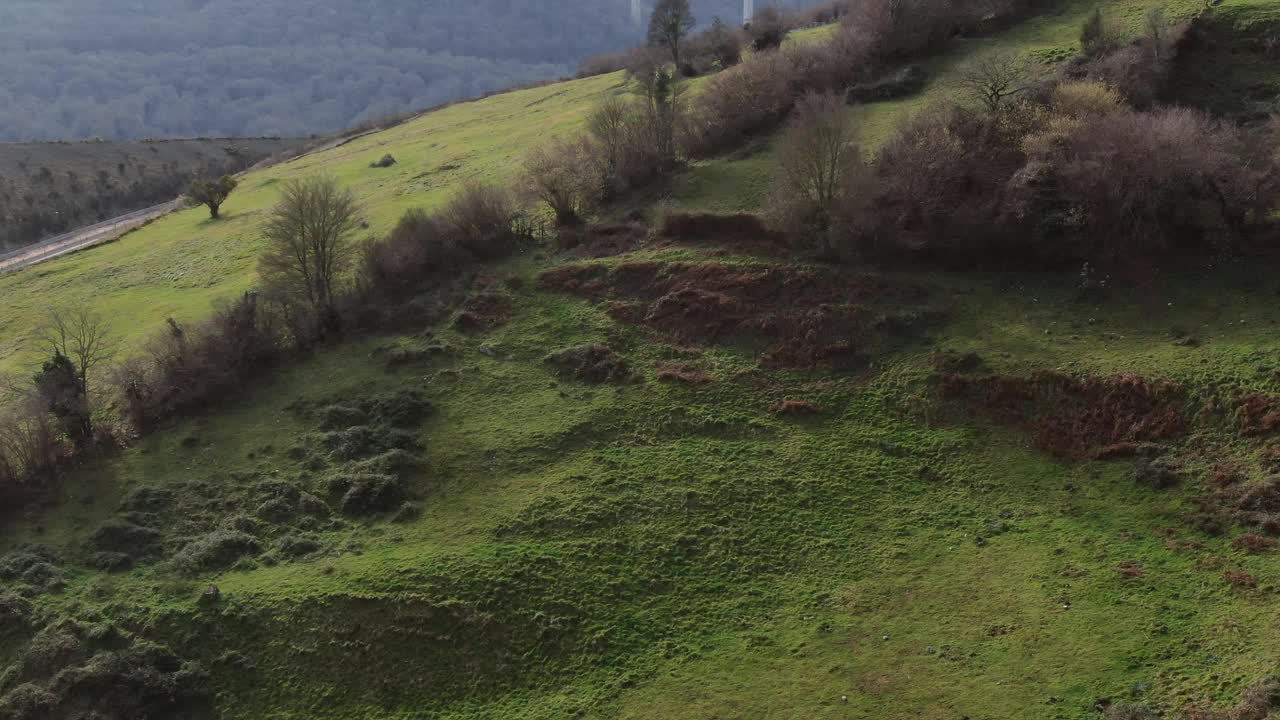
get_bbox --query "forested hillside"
[0,0,810,141]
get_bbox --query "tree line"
[0,0,811,141]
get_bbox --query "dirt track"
[0,200,180,274]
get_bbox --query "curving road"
[0,199,182,275]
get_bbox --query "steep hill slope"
[0,137,307,251]
[4,1,1280,719]
[0,0,1206,379]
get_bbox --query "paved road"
[0,199,182,274]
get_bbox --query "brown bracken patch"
[454,276,512,330]
[540,261,934,369]
[557,223,647,258]
[1236,393,1280,436]
[768,400,823,415]
[938,370,1187,460]
[655,211,789,255]
[1193,475,1280,538]
[1115,561,1144,578]
[1232,534,1277,553]
[1223,569,1257,589]
[655,361,712,384]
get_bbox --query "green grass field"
[4,1,1280,718]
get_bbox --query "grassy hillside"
[4,1,1280,719]
[0,0,1201,379]
[0,137,307,251]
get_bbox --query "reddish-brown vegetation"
[939,371,1187,459]
[1209,463,1247,489]
[454,277,513,330]
[655,361,712,384]
[1237,393,1280,436]
[1194,476,1280,538]
[557,223,647,258]
[541,261,927,369]
[769,399,824,415]
[454,293,512,330]
[1233,534,1277,554]
[1223,569,1258,589]
[1115,561,1144,578]
[655,212,788,255]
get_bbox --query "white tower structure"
[632,0,642,27]
[744,0,754,25]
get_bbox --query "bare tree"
[524,137,593,226]
[766,92,866,254]
[37,306,116,398]
[632,63,684,172]
[957,52,1030,113]
[34,307,115,445]
[258,176,362,337]
[588,94,632,190]
[648,0,696,68]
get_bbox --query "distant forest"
[0,0,810,141]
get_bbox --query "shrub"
[118,486,174,513]
[681,49,800,157]
[319,425,418,461]
[1233,534,1277,553]
[523,137,596,226]
[364,389,433,427]
[1025,107,1273,272]
[766,92,869,255]
[0,638,211,720]
[172,530,260,573]
[113,292,285,432]
[544,344,631,383]
[748,6,790,51]
[0,393,64,504]
[1074,20,1190,108]
[1049,80,1125,118]
[686,17,744,74]
[86,519,162,556]
[0,592,32,638]
[866,103,1028,260]
[334,474,406,516]
[275,534,323,558]
[356,208,457,299]
[1224,569,1258,589]
[0,546,61,581]
[440,182,524,261]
